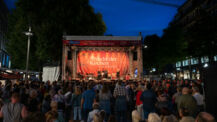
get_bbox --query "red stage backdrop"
[77,51,129,77]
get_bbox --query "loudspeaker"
[67,51,72,60]
[202,64,217,118]
[133,51,137,61]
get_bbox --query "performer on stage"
[101,70,105,78]
[116,70,120,79]
[125,74,130,80]
[97,71,102,80]
[104,70,108,78]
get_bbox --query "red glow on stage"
[77,51,129,78]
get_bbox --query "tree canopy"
[6,0,106,71]
[143,27,188,72]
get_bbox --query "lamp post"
[24,26,33,83]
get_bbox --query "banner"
[63,40,141,46]
[77,51,129,77]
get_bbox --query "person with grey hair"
[195,112,216,122]
[176,87,197,117]
[147,113,161,122]
[132,110,142,122]
[192,87,204,112]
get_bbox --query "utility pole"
[24,26,33,83]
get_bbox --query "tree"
[6,0,106,71]
[143,35,161,70]
[159,26,188,68]
[143,27,188,73]
[186,10,217,61]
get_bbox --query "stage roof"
[63,36,142,41]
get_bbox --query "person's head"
[137,85,144,91]
[146,83,152,90]
[45,110,58,122]
[50,101,58,111]
[44,95,51,101]
[58,89,63,95]
[101,85,109,93]
[11,92,20,104]
[30,90,38,98]
[87,83,93,90]
[192,87,199,94]
[196,112,216,122]
[160,107,171,116]
[93,103,100,110]
[75,86,81,95]
[23,112,46,122]
[118,80,122,85]
[182,87,190,95]
[179,107,190,118]
[177,87,182,92]
[162,115,178,122]
[108,115,117,122]
[132,110,141,122]
[148,113,161,122]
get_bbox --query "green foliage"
[186,11,217,58]
[158,27,188,67]
[143,9,217,73]
[6,0,106,71]
[143,35,161,69]
[143,27,188,72]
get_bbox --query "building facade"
[0,0,10,68]
[171,0,217,80]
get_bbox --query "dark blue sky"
[4,0,186,37]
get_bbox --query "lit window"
[214,55,217,61]
[191,58,198,65]
[201,56,209,63]
[176,62,181,67]
[182,60,189,66]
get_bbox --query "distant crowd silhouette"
[0,79,215,122]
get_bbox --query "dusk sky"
[4,0,186,37]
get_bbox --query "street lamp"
[24,26,33,83]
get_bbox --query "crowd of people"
[0,79,215,122]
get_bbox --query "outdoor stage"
[62,36,143,81]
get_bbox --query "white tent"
[42,66,60,82]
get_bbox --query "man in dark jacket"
[140,83,157,120]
